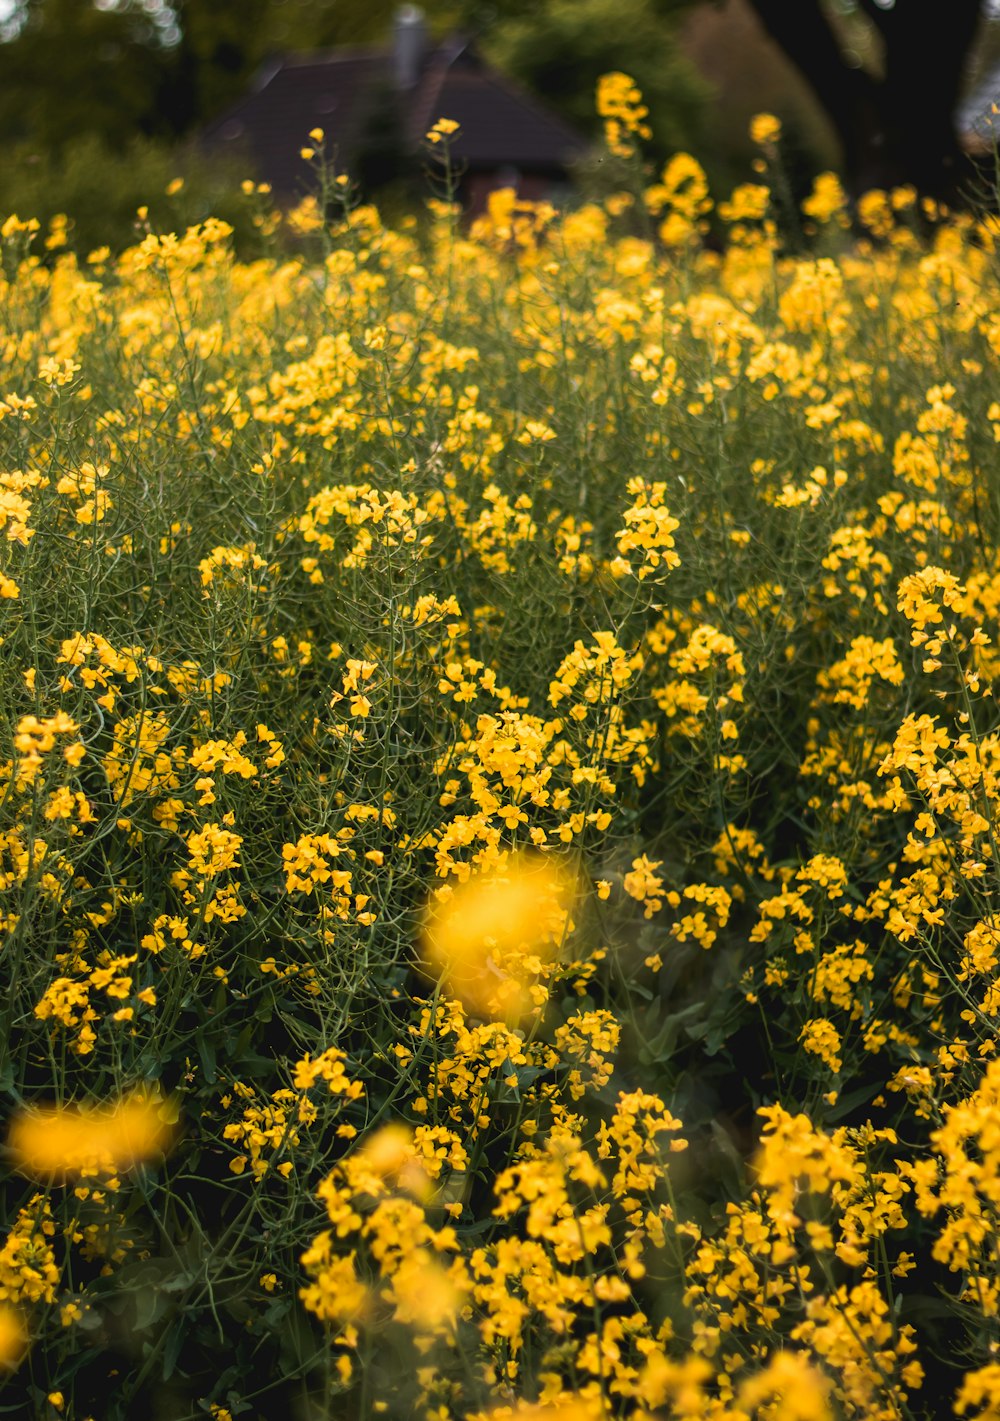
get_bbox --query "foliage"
[0,135,264,259]
[4,98,1000,1420]
[0,0,170,147]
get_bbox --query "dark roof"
[199,40,589,198]
[413,56,588,167]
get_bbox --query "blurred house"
[199,6,588,212]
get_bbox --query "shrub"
[0,133,263,257]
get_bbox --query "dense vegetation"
[3,98,1000,1421]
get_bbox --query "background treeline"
[0,0,708,252]
[2,0,1000,255]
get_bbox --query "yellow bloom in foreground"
[502,1398,603,1421]
[737,1349,832,1419]
[421,854,576,1018]
[352,1123,433,1201]
[0,1307,27,1370]
[388,1251,461,1332]
[8,1091,177,1181]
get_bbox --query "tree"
[743,0,986,201]
[0,0,166,150]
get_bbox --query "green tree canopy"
[0,0,166,149]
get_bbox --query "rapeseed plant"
[2,78,1000,1420]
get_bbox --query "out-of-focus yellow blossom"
[426,117,460,145]
[421,853,576,1018]
[8,1091,177,1180]
[802,171,848,225]
[0,1308,27,1370]
[750,112,782,146]
[596,72,651,157]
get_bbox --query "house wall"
[462,168,569,217]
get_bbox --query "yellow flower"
[798,1018,843,1074]
[596,72,651,157]
[426,117,460,144]
[737,1350,832,1419]
[389,1252,461,1332]
[8,1091,177,1181]
[0,1308,27,1370]
[802,171,847,223]
[421,853,576,1018]
[750,112,782,146]
[353,1123,432,1201]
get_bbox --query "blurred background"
[1,0,999,252]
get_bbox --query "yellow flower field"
[3,95,1000,1418]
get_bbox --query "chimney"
[393,4,427,90]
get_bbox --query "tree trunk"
[873,0,982,200]
[745,0,984,203]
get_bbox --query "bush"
[0,133,265,257]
